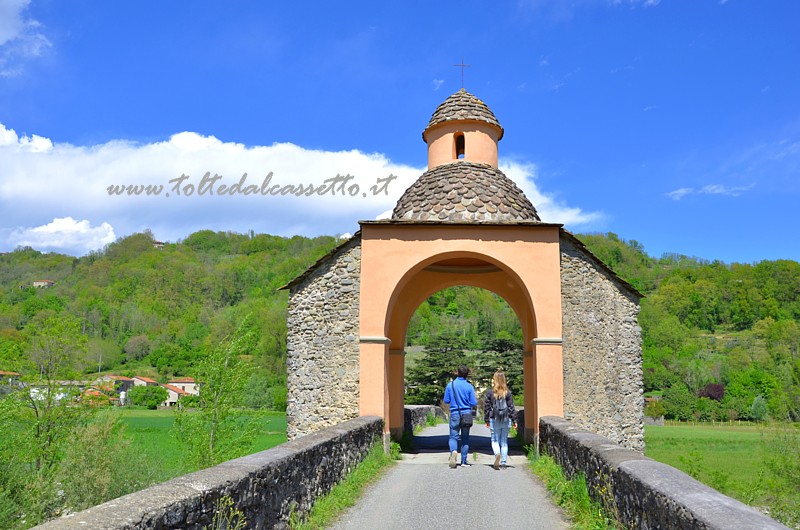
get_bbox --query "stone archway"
[284,87,644,451]
[358,222,564,443]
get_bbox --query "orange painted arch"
[358,221,565,443]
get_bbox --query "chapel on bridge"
[283,88,644,451]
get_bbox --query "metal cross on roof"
[453,58,471,88]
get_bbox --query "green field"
[119,409,287,482]
[644,422,798,507]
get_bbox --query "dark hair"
[457,365,469,378]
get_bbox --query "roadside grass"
[119,408,287,482]
[528,449,617,530]
[644,423,766,502]
[290,443,395,529]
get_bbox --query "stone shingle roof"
[424,89,504,140]
[392,161,540,222]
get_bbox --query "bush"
[644,399,666,419]
[127,385,168,409]
[663,383,696,420]
[56,412,157,512]
[698,383,725,401]
[750,395,768,421]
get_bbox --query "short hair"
[457,365,469,378]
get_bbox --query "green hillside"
[1,229,798,421]
[0,230,338,404]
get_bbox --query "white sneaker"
[449,450,458,468]
[493,454,501,470]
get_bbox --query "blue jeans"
[449,411,471,464]
[490,418,511,464]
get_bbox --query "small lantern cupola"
[392,89,539,223]
[422,88,504,170]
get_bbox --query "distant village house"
[161,384,188,407]
[168,377,199,395]
[0,370,21,385]
[132,375,158,386]
[32,280,55,288]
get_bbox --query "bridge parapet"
[403,405,447,434]
[539,416,788,529]
[34,416,383,530]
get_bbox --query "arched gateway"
[284,89,645,451]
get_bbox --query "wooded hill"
[407,233,800,421]
[0,230,339,409]
[1,230,798,420]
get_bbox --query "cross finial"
[453,57,470,89]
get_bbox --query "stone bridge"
[35,410,787,529]
[33,88,790,529]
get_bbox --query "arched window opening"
[455,133,465,159]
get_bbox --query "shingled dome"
[424,89,504,140]
[392,161,540,222]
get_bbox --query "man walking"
[443,365,477,468]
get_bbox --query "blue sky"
[1,1,799,263]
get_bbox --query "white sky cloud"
[667,183,755,200]
[0,0,51,77]
[0,122,602,255]
[8,217,116,253]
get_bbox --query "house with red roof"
[168,377,199,396]
[96,374,135,394]
[133,375,158,387]
[0,370,21,384]
[161,384,189,407]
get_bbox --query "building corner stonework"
[286,236,362,439]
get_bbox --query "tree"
[698,383,725,401]
[405,331,468,405]
[128,385,168,409]
[173,319,257,469]
[0,311,92,526]
[24,311,89,471]
[124,335,153,362]
[471,334,523,395]
[663,383,696,421]
[750,395,768,421]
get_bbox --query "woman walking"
[483,370,518,470]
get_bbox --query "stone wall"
[404,405,447,433]
[539,416,788,530]
[34,417,383,530]
[286,237,362,440]
[559,233,645,451]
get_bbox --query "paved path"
[328,422,569,530]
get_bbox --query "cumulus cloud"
[0,0,51,77]
[667,183,755,200]
[0,122,599,255]
[500,161,603,226]
[8,217,116,253]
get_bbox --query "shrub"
[128,385,168,409]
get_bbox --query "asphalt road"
[328,422,570,530]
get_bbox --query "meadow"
[644,421,799,519]
[119,409,287,483]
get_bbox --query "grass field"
[119,409,287,483]
[644,422,795,505]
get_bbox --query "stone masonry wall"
[34,417,384,530]
[560,233,644,451]
[286,237,361,440]
[539,416,788,530]
[404,405,447,434]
